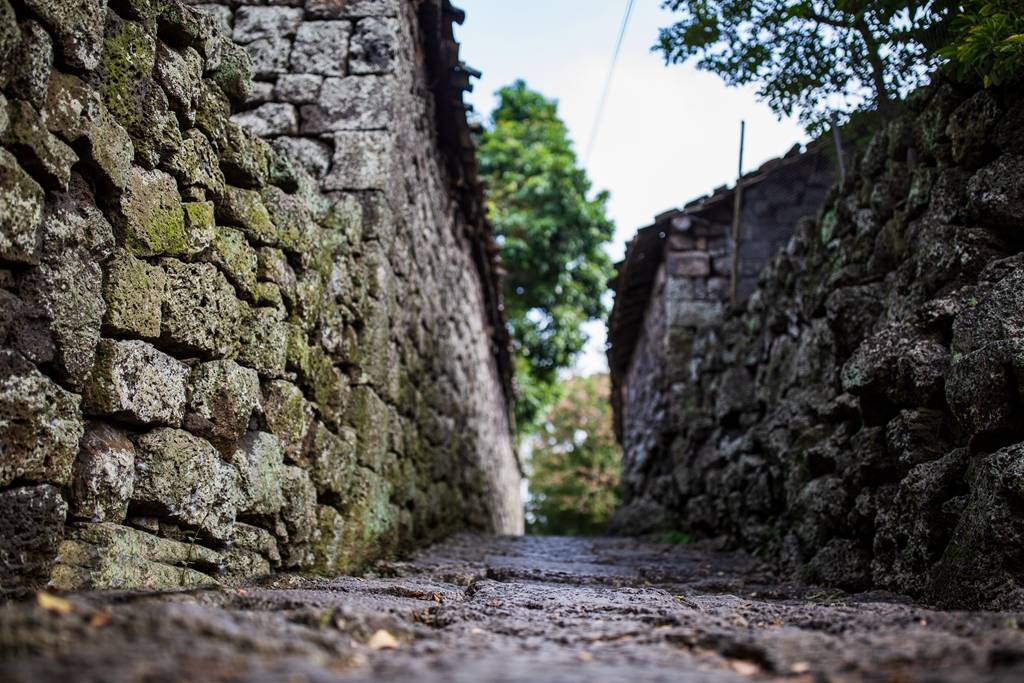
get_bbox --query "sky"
[454,1,809,374]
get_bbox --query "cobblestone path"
[3,534,1024,682]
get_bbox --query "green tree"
[655,1,960,133]
[526,374,621,536]
[940,0,1024,86]
[478,81,616,432]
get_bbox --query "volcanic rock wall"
[0,0,522,591]
[610,78,1024,608]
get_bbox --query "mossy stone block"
[0,147,44,264]
[102,248,166,338]
[116,167,187,256]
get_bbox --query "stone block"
[237,305,288,376]
[50,522,221,590]
[255,281,284,308]
[102,249,166,338]
[333,465,395,569]
[0,484,67,587]
[2,98,77,190]
[313,504,345,573]
[154,42,203,124]
[667,300,723,329]
[116,167,188,257]
[163,129,224,197]
[233,431,285,516]
[182,201,217,254]
[230,522,280,566]
[277,465,317,568]
[45,72,134,189]
[232,102,298,136]
[347,385,388,471]
[22,0,105,71]
[323,130,392,190]
[133,428,242,540]
[217,185,278,243]
[71,423,135,523]
[185,359,261,450]
[12,20,52,110]
[290,21,350,76]
[195,4,232,35]
[307,421,356,496]
[349,17,397,74]
[86,339,189,426]
[0,0,17,89]
[0,350,83,487]
[256,246,298,303]
[968,154,1024,231]
[668,251,711,278]
[0,147,43,264]
[160,259,242,357]
[99,15,181,169]
[220,121,271,187]
[273,136,332,178]
[305,0,399,18]
[209,38,256,103]
[841,322,949,411]
[15,174,112,389]
[262,379,314,463]
[203,226,259,300]
[947,90,1000,168]
[246,79,275,105]
[274,74,323,103]
[244,37,291,77]
[233,6,303,43]
[260,184,318,250]
[300,75,391,132]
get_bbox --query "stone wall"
[0,0,522,592]
[609,144,834,506]
[609,77,1024,609]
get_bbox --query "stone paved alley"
[4,534,1024,682]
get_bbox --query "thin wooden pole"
[831,112,846,184]
[729,121,746,305]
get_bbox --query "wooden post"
[831,112,847,185]
[729,121,746,305]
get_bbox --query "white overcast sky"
[454,1,809,374]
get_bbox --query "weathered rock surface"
[0,0,519,593]
[85,339,189,426]
[70,423,135,523]
[0,351,83,487]
[5,535,1024,682]
[610,76,1024,609]
[132,428,242,540]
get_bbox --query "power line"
[583,0,636,166]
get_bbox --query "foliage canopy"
[526,374,621,535]
[655,1,961,133]
[940,0,1024,86]
[477,81,616,432]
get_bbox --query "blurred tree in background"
[526,374,620,535]
[477,81,616,434]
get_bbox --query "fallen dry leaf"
[36,592,74,615]
[367,629,400,650]
[90,612,113,628]
[730,660,760,676]
[791,661,811,674]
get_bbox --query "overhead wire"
[583,0,636,166]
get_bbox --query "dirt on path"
[2,534,1024,682]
